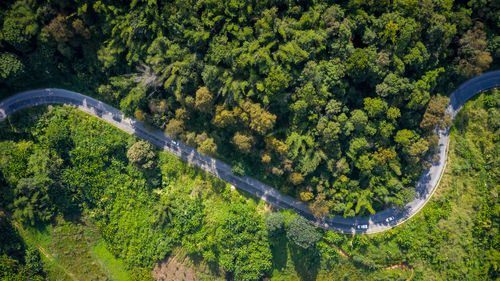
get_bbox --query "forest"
[1,0,498,218]
[0,0,499,280]
[0,90,498,280]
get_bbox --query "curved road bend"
[0,70,499,234]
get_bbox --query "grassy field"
[14,217,131,281]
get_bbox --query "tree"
[261,154,271,163]
[387,107,401,120]
[134,109,147,122]
[265,137,288,157]
[265,212,284,237]
[2,1,38,52]
[195,86,214,113]
[287,215,321,249]
[195,133,217,156]
[394,129,415,147]
[364,97,387,118]
[309,194,330,218]
[0,53,25,84]
[376,73,412,98]
[232,132,255,154]
[127,141,156,169]
[120,86,146,117]
[231,161,246,176]
[164,119,184,138]
[347,137,370,160]
[420,94,451,130]
[317,118,340,144]
[346,47,377,82]
[407,68,444,110]
[457,22,492,78]
[46,15,74,43]
[289,172,304,185]
[350,110,368,128]
[263,65,292,103]
[408,138,429,158]
[14,177,54,225]
[213,105,237,128]
[241,101,276,135]
[24,247,44,277]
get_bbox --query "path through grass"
[14,217,131,281]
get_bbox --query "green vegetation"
[0,88,498,280]
[315,89,499,280]
[1,0,498,217]
[14,217,130,281]
[0,106,271,280]
[0,0,499,279]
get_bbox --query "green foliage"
[0,90,499,280]
[232,132,255,154]
[0,53,25,83]
[0,254,44,281]
[265,212,285,237]
[0,2,499,279]
[120,86,146,117]
[24,247,43,276]
[195,86,214,113]
[1,0,38,52]
[127,140,156,169]
[1,0,498,217]
[0,214,45,281]
[0,106,272,280]
[315,90,500,280]
[231,161,246,176]
[286,215,321,249]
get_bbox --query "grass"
[14,221,75,281]
[90,239,131,281]
[15,216,131,281]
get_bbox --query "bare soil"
[152,253,214,281]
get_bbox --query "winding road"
[1,70,499,234]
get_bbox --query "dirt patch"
[153,253,209,281]
[325,240,351,258]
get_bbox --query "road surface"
[1,70,499,233]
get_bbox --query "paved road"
[1,70,499,233]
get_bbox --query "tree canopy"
[0,0,498,218]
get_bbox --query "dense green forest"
[1,0,498,217]
[0,90,498,280]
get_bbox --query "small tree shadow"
[269,233,288,271]
[289,243,321,281]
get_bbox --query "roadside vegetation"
[1,0,498,218]
[0,89,498,280]
[0,0,498,279]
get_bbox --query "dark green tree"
[286,215,321,249]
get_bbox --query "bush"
[265,212,284,237]
[231,162,246,176]
[127,141,156,169]
[286,215,321,249]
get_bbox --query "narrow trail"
[13,221,79,281]
[381,264,414,281]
